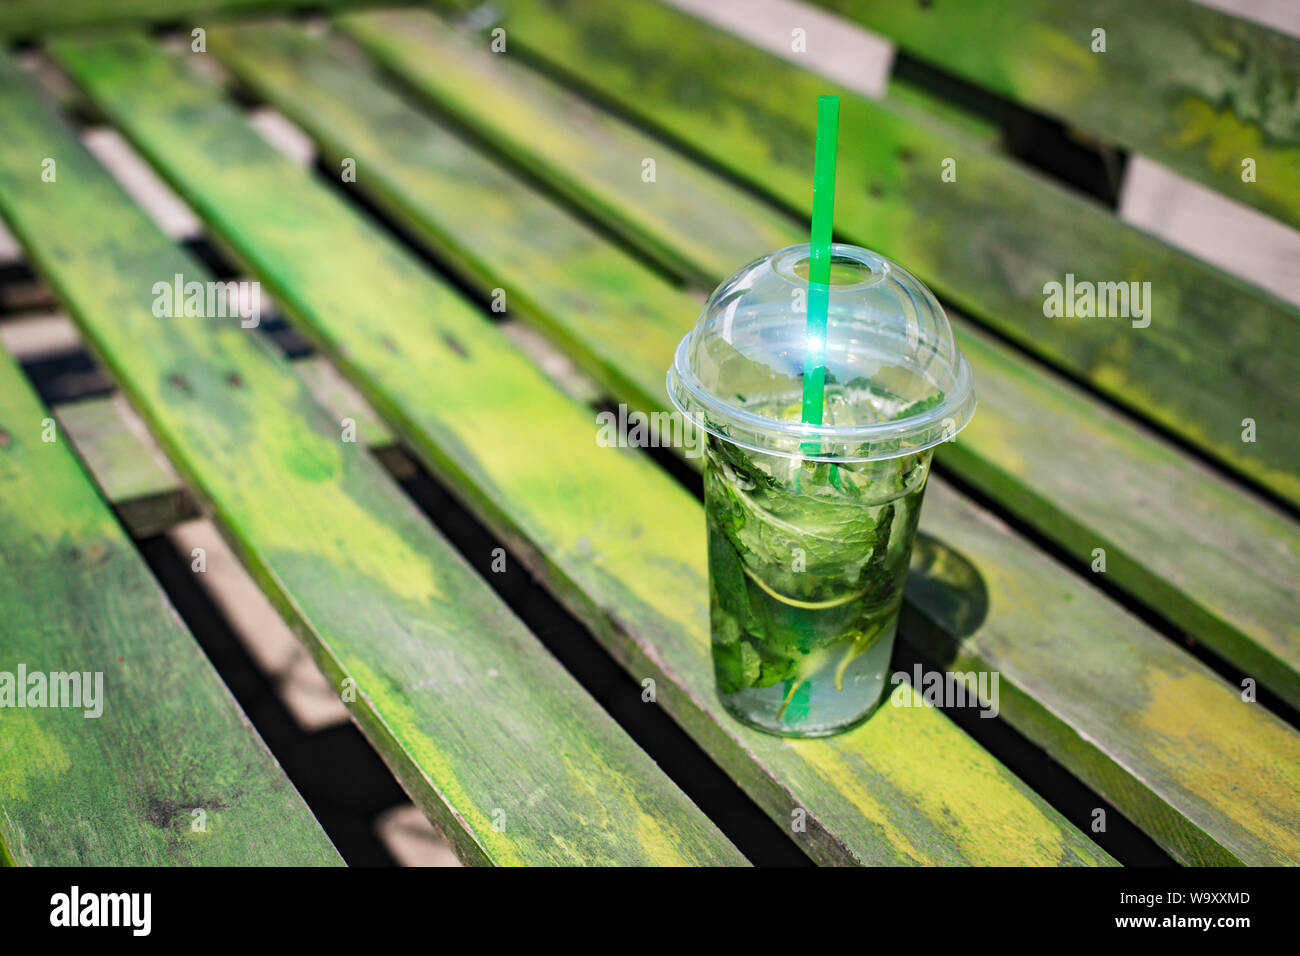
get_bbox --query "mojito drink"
[667,242,975,738]
[705,392,933,736]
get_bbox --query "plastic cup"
[668,243,976,737]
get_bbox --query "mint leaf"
[892,392,944,420]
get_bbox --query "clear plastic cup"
[668,243,975,737]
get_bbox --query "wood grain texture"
[808,0,1300,231]
[57,32,1112,865]
[0,345,341,866]
[0,52,744,867]
[56,392,199,536]
[211,22,1300,863]
[254,20,1300,707]
[487,0,1300,509]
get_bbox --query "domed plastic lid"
[668,243,975,462]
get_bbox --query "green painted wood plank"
[881,76,1002,148]
[51,354,408,539]
[0,0,372,37]
[337,8,794,290]
[0,345,341,866]
[480,0,1300,509]
[56,392,200,536]
[0,54,744,867]
[221,22,687,417]
[808,0,1300,232]
[55,33,1112,866]
[339,13,796,289]
[290,353,397,450]
[9,363,392,540]
[432,0,1003,150]
[205,22,1300,864]
[948,321,1300,707]
[292,353,416,479]
[264,19,1300,709]
[911,482,1300,866]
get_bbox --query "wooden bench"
[0,0,1297,866]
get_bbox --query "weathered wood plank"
[209,22,1300,864]
[361,14,795,287]
[290,353,397,450]
[657,0,1004,148]
[808,0,1300,232]
[56,31,1112,865]
[291,353,415,478]
[912,484,1300,866]
[882,74,1002,148]
[0,53,745,867]
[0,345,341,866]
[258,20,1300,708]
[223,22,687,415]
[56,392,200,536]
[170,516,352,731]
[948,321,1300,707]
[0,0,370,37]
[480,0,1300,509]
[8,356,398,539]
[339,8,794,291]
[340,6,790,291]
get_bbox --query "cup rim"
[667,333,977,463]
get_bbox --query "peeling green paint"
[0,345,339,865]
[808,0,1300,230]
[295,10,1300,862]
[53,31,1110,865]
[0,50,744,867]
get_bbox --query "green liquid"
[705,396,931,737]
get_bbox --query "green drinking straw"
[780,95,843,722]
[800,94,840,451]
